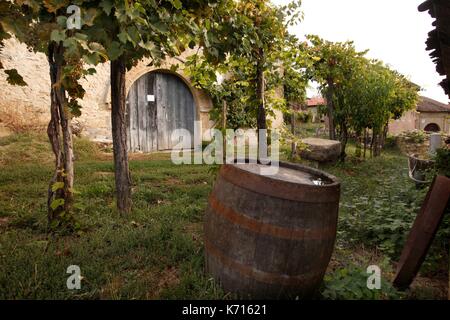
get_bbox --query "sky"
[272,0,449,104]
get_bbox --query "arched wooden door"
[126,71,196,152]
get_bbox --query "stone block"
[300,138,341,163]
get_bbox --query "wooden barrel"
[204,161,340,299]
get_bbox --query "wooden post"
[222,100,227,161]
[256,49,267,159]
[326,78,336,140]
[46,41,75,230]
[111,55,132,215]
[291,107,297,158]
[363,128,368,159]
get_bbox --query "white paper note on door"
[147,95,155,102]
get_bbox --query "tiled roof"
[417,96,450,113]
[307,97,326,107]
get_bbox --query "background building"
[389,96,450,135]
[0,38,283,151]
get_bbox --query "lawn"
[0,133,448,299]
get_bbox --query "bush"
[321,264,402,300]
[298,111,313,123]
[399,130,427,144]
[283,110,313,125]
[383,135,397,149]
[434,147,450,177]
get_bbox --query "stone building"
[389,96,450,135]
[0,38,283,151]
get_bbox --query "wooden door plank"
[167,74,178,149]
[137,76,147,152]
[157,73,169,150]
[146,73,157,152]
[128,79,139,152]
[176,78,187,149]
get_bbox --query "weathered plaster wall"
[388,110,419,135]
[418,112,450,134]
[0,38,50,128]
[389,109,450,135]
[0,39,214,143]
[1,38,285,145]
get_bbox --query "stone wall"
[0,39,50,129]
[389,109,450,135]
[0,39,214,142]
[1,38,284,144]
[418,112,450,134]
[389,110,419,135]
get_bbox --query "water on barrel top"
[233,163,332,186]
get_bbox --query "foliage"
[321,264,402,300]
[274,35,310,109]
[184,54,259,129]
[399,130,427,144]
[306,35,420,158]
[433,147,450,177]
[322,149,426,257]
[297,111,313,123]
[0,134,447,299]
[383,135,398,149]
[0,150,223,299]
[3,69,27,86]
[283,110,312,125]
[185,0,303,131]
[0,0,28,86]
[314,146,449,277]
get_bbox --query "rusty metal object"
[407,154,435,184]
[393,175,450,290]
[204,161,341,299]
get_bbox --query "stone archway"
[424,123,440,132]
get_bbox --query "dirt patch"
[0,217,10,227]
[129,152,172,161]
[147,267,180,299]
[0,124,12,138]
[93,171,114,178]
[409,275,449,300]
[184,222,203,244]
[165,177,183,185]
[100,275,124,299]
[344,169,356,176]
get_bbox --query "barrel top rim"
[228,160,340,188]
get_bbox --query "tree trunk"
[325,78,336,140]
[256,49,267,159]
[355,130,362,158]
[374,127,384,157]
[47,41,75,231]
[380,121,389,149]
[111,56,132,215]
[372,129,381,157]
[370,130,374,158]
[291,107,297,158]
[363,128,368,159]
[376,133,382,157]
[222,100,227,161]
[339,121,348,161]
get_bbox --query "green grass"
[0,133,447,299]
